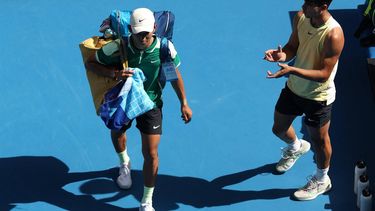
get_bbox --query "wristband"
[181,99,188,106]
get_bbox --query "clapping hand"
[264,45,286,62]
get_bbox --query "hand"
[266,63,292,79]
[264,45,286,62]
[114,68,134,80]
[181,104,192,124]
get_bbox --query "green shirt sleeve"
[96,39,122,66]
[168,40,181,68]
[173,54,181,68]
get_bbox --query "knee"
[313,135,331,148]
[142,147,159,162]
[272,125,285,137]
[111,130,125,141]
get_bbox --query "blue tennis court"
[1,0,374,210]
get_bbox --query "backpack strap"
[158,37,178,88]
[365,0,375,16]
[158,37,168,88]
[159,37,172,62]
[115,10,128,70]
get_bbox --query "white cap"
[130,8,155,34]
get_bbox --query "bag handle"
[116,10,128,70]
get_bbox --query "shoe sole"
[293,183,332,201]
[275,140,311,173]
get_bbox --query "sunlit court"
[1,0,374,210]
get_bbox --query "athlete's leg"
[307,121,331,170]
[111,130,127,153]
[111,130,132,189]
[293,121,332,200]
[141,132,160,187]
[273,110,311,173]
[272,110,298,144]
[140,132,160,208]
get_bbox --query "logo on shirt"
[306,118,316,123]
[153,125,160,129]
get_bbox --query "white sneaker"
[294,175,332,200]
[275,139,311,173]
[116,163,132,189]
[139,203,155,211]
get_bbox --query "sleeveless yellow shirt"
[287,14,341,105]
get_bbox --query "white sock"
[118,148,130,165]
[287,136,301,152]
[141,186,154,204]
[315,167,329,182]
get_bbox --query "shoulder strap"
[159,37,172,63]
[119,38,128,68]
[115,10,128,69]
[365,0,375,16]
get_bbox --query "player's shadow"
[80,163,296,210]
[0,156,295,211]
[0,156,136,211]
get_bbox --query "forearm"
[171,69,188,105]
[84,55,117,78]
[290,66,330,82]
[283,43,297,62]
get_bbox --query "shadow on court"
[0,156,295,211]
[0,156,134,211]
[291,8,375,211]
[81,164,296,210]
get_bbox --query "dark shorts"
[275,85,332,128]
[121,108,163,135]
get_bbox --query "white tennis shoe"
[117,163,132,189]
[275,139,311,173]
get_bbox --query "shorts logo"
[153,125,160,129]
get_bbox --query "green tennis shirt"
[96,36,181,108]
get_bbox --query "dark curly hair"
[306,0,332,7]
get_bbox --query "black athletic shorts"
[275,85,332,128]
[121,108,162,135]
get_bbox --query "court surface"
[1,0,374,210]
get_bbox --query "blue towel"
[99,68,155,130]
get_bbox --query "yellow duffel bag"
[79,36,119,115]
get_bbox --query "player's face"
[302,1,323,18]
[132,31,154,50]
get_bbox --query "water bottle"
[357,174,370,208]
[355,161,367,194]
[360,188,372,211]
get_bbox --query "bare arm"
[267,26,345,82]
[282,11,302,62]
[85,54,117,78]
[171,68,193,124]
[84,54,133,80]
